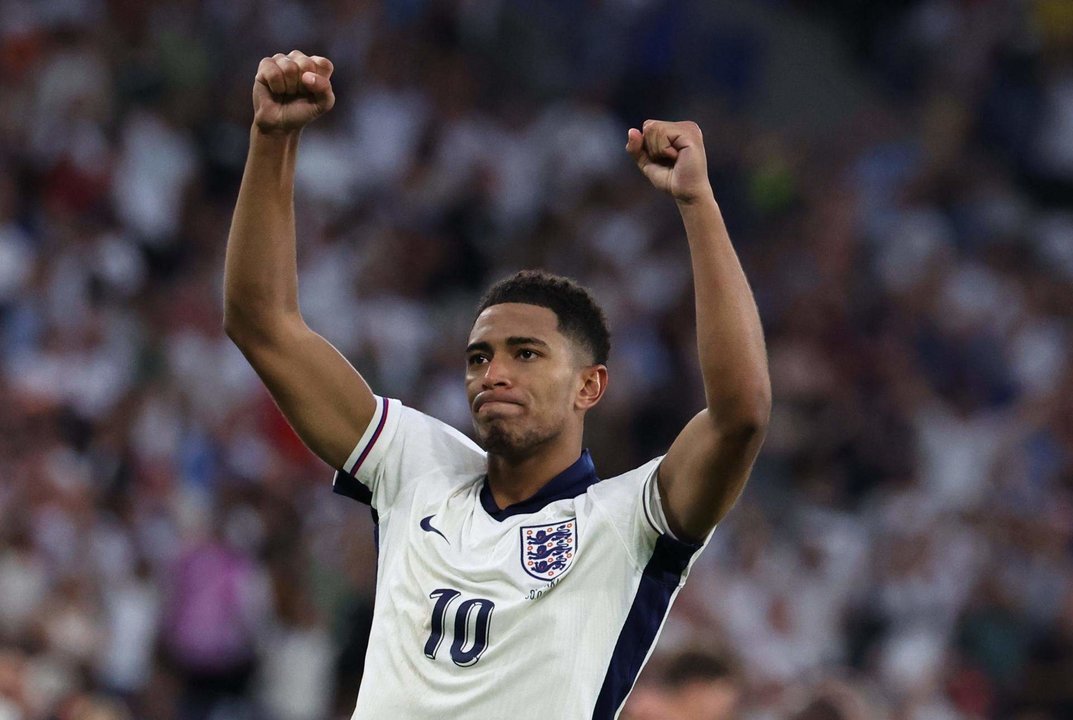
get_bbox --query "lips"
[473,393,524,413]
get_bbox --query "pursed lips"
[473,393,524,412]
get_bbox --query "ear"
[575,365,608,411]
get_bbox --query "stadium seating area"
[1,1,1071,718]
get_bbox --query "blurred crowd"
[1,0,1071,719]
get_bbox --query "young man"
[224,51,770,719]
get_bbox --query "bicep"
[657,409,766,542]
[233,317,376,469]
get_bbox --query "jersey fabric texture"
[331,396,709,720]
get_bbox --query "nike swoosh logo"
[420,515,449,544]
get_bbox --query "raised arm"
[626,120,771,542]
[224,51,376,470]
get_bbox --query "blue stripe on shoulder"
[591,533,701,719]
[332,469,373,505]
[332,470,379,549]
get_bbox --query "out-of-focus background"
[1,0,1072,718]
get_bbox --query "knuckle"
[312,56,334,76]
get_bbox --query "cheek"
[541,372,579,410]
[464,370,484,396]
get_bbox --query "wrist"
[249,125,302,158]
[676,191,725,247]
[673,183,716,208]
[251,123,302,143]
[675,185,718,211]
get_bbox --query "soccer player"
[224,51,770,719]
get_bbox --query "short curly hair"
[476,270,611,365]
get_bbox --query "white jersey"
[332,396,708,719]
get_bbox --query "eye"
[517,349,538,361]
[467,353,489,366]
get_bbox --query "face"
[466,303,603,458]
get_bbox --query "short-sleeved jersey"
[331,396,708,719]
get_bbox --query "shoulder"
[584,456,663,532]
[338,396,486,497]
[394,402,486,469]
[583,456,704,576]
[589,457,663,500]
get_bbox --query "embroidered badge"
[520,519,577,580]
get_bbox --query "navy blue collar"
[480,449,600,521]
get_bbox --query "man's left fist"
[626,120,713,205]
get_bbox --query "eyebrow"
[465,336,551,354]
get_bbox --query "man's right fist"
[253,51,335,134]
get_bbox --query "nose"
[481,356,512,389]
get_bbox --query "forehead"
[468,303,564,345]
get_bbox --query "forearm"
[678,193,770,429]
[223,128,303,340]
[628,120,767,535]
[218,53,378,468]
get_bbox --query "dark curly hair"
[476,270,611,365]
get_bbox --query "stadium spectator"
[623,648,742,720]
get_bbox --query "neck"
[486,434,584,509]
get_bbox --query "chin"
[475,420,555,458]
[475,422,518,454]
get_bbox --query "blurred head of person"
[659,648,743,720]
[626,652,742,716]
[789,679,878,720]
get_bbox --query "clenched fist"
[253,50,335,135]
[626,120,713,205]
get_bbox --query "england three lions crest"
[521,519,577,580]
